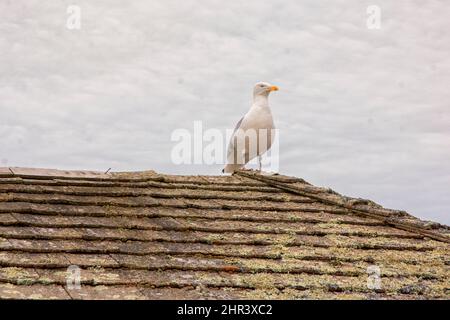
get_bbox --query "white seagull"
[223,82,279,173]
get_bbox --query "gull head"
[253,82,279,97]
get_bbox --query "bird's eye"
[259,84,265,87]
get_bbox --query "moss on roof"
[0,167,448,300]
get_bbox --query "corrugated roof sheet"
[0,167,448,299]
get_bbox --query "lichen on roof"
[0,167,448,300]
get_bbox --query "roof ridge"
[235,170,450,244]
[0,167,111,179]
[2,166,448,243]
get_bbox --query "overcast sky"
[1,0,449,224]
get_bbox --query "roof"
[0,167,448,300]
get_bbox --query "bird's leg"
[258,155,262,172]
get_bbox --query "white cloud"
[0,0,449,224]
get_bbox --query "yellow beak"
[270,85,279,91]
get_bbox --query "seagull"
[223,82,279,173]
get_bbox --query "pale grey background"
[1,1,449,224]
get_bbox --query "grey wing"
[232,116,244,135]
[227,116,244,159]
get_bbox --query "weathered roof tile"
[0,167,448,299]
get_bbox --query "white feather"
[223,82,277,173]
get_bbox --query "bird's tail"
[222,164,244,174]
